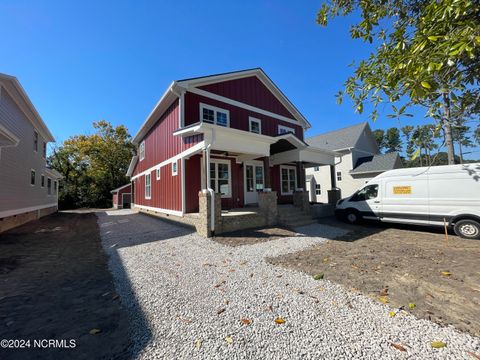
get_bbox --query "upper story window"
[172,160,178,176]
[42,142,47,158]
[30,170,36,186]
[139,141,145,161]
[315,184,321,195]
[278,125,295,135]
[249,117,262,134]
[47,178,52,195]
[336,171,342,182]
[41,174,45,187]
[200,103,229,127]
[33,131,38,152]
[314,166,319,171]
[156,168,161,180]
[54,180,57,193]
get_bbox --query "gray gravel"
[98,211,480,359]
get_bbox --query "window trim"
[139,141,145,161]
[278,125,295,135]
[145,173,151,199]
[210,158,232,198]
[248,117,262,134]
[156,168,161,180]
[200,103,230,127]
[30,169,36,186]
[280,165,297,195]
[172,160,178,176]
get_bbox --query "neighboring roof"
[45,167,63,180]
[0,73,55,142]
[306,174,314,182]
[110,183,131,193]
[132,68,311,144]
[350,152,402,174]
[306,122,371,152]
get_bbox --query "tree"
[384,127,402,153]
[372,129,386,152]
[317,0,480,164]
[401,125,415,159]
[49,121,135,209]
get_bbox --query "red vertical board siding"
[183,134,203,149]
[184,92,303,140]
[185,155,202,213]
[199,76,295,119]
[133,100,181,175]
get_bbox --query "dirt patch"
[214,226,298,247]
[268,219,480,337]
[0,212,132,359]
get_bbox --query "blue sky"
[0,0,478,158]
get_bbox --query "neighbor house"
[0,73,62,232]
[305,122,403,203]
[111,183,132,209]
[126,68,337,236]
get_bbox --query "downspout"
[205,145,215,235]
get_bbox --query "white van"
[335,163,480,239]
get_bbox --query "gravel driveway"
[97,211,480,359]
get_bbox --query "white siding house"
[306,122,403,203]
[0,73,62,232]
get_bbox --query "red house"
[126,69,336,235]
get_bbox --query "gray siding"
[0,86,57,215]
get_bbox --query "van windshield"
[351,184,378,201]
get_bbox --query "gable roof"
[306,122,373,152]
[0,73,55,142]
[350,152,402,174]
[132,68,310,144]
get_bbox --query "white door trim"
[244,160,264,204]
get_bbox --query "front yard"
[269,218,480,337]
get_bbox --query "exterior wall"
[0,85,58,217]
[0,205,57,233]
[184,91,304,140]
[185,155,202,213]
[306,165,332,203]
[113,193,118,207]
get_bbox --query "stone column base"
[258,191,278,226]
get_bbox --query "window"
[33,131,38,152]
[314,166,320,171]
[47,178,52,195]
[249,117,262,134]
[42,142,47,158]
[315,184,321,195]
[139,141,145,161]
[172,161,178,176]
[145,173,151,199]
[30,170,36,185]
[351,184,378,202]
[336,171,342,182]
[156,168,161,180]
[41,175,45,187]
[209,160,231,197]
[278,125,295,135]
[54,180,57,193]
[280,166,296,195]
[200,103,229,127]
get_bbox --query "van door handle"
[374,200,380,203]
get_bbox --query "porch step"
[277,205,317,228]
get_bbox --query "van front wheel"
[345,209,361,224]
[454,219,480,239]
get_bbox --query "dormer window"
[200,103,229,127]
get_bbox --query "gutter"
[205,144,215,235]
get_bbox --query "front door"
[244,162,264,204]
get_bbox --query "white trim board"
[188,87,304,129]
[131,141,205,180]
[0,202,58,219]
[134,204,183,217]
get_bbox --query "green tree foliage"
[48,121,135,209]
[317,0,480,164]
[385,127,402,153]
[372,129,386,152]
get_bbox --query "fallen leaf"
[275,317,286,324]
[89,328,101,335]
[313,273,324,280]
[267,305,273,312]
[224,299,229,305]
[409,303,415,310]
[431,341,447,349]
[225,336,233,344]
[217,308,226,315]
[441,271,451,276]
[389,311,396,317]
[379,288,389,297]
[250,273,254,278]
[195,339,202,349]
[467,351,480,360]
[378,296,389,304]
[323,257,329,263]
[214,280,226,288]
[391,343,407,352]
[239,261,248,265]
[240,318,252,325]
